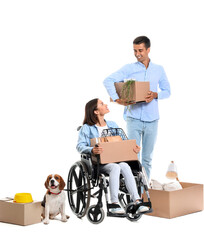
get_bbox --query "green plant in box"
[121,80,135,103]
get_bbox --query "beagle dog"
[41,174,69,224]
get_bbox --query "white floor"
[1,204,203,240]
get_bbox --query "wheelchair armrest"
[81,152,100,163]
[81,153,92,160]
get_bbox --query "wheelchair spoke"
[75,169,83,213]
[76,192,81,213]
[77,170,83,187]
[72,169,79,186]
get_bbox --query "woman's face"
[95,99,110,116]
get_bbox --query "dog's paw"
[61,217,68,222]
[43,219,50,224]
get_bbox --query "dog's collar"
[48,190,62,195]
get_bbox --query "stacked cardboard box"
[0,198,42,226]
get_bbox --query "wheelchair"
[66,128,153,224]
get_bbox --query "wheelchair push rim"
[67,161,91,218]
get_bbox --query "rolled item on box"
[91,136,122,146]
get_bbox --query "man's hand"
[115,99,135,106]
[145,91,158,103]
[92,145,103,155]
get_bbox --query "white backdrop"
[0,0,203,238]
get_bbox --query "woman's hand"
[133,144,141,154]
[92,145,103,155]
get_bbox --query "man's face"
[133,43,150,63]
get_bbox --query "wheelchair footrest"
[142,208,153,214]
[125,201,153,217]
[107,212,127,218]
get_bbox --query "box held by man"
[110,81,150,104]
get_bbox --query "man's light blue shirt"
[103,61,171,122]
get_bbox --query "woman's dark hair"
[83,98,99,126]
[133,36,151,49]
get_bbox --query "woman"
[77,98,149,214]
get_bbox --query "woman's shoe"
[135,200,149,214]
[108,203,125,214]
[136,205,149,214]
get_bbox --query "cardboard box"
[0,198,42,226]
[91,139,138,164]
[111,81,150,103]
[144,182,204,218]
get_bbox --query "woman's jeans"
[100,162,140,203]
[126,117,158,180]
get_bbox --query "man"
[103,36,171,180]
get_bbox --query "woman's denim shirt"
[76,121,119,154]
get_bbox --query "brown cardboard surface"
[0,199,42,226]
[91,140,138,164]
[144,182,203,218]
[113,81,150,103]
[169,183,204,218]
[145,189,171,218]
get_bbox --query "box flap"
[0,197,14,202]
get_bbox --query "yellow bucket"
[14,193,33,203]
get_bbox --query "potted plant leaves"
[121,79,135,103]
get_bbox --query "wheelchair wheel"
[87,205,105,224]
[125,203,142,222]
[67,161,91,218]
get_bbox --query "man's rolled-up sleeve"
[103,64,130,101]
[158,67,171,99]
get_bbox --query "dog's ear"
[59,176,65,190]
[44,175,51,189]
